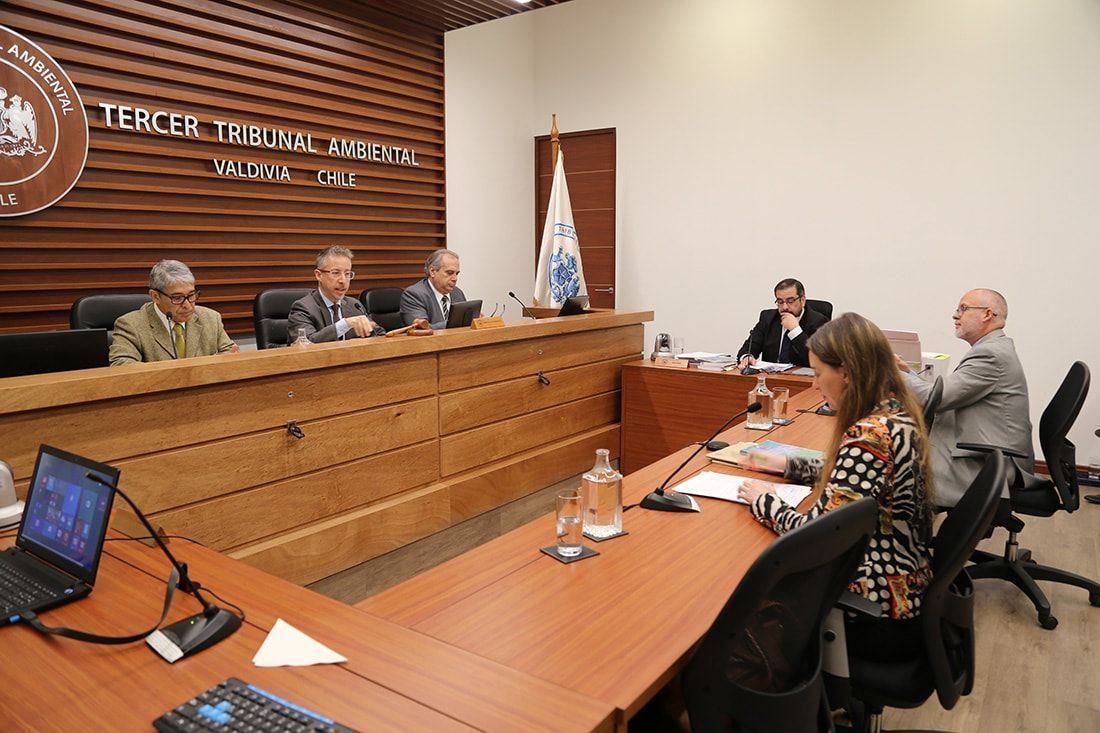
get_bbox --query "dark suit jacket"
[400,278,467,330]
[288,290,385,343]
[109,302,235,365]
[736,307,829,367]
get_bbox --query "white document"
[751,359,795,373]
[675,471,812,507]
[252,618,348,668]
[676,351,734,362]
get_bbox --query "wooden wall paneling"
[154,441,440,551]
[2,353,437,481]
[535,129,616,307]
[113,396,439,514]
[0,0,447,334]
[438,323,642,391]
[448,425,620,523]
[230,482,453,585]
[439,355,633,434]
[440,391,621,476]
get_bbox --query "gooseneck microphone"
[640,402,763,512]
[83,472,242,661]
[508,291,538,320]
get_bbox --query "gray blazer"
[908,329,1033,507]
[288,290,385,343]
[400,278,467,330]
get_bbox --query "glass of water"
[771,387,792,425]
[556,491,584,558]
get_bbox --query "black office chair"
[69,293,150,347]
[964,361,1100,629]
[845,451,1005,733]
[922,376,944,431]
[805,299,833,321]
[253,288,310,349]
[360,287,404,331]
[681,498,878,733]
[1085,426,1100,505]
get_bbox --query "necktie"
[778,331,791,363]
[331,302,344,340]
[441,295,450,322]
[173,322,186,359]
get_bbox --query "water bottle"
[581,448,623,539]
[746,375,774,429]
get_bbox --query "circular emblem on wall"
[0,25,88,217]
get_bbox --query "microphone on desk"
[508,291,538,320]
[83,472,242,662]
[640,402,763,512]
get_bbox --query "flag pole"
[550,113,559,170]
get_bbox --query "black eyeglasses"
[156,289,200,305]
[774,296,803,306]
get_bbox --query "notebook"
[0,445,118,625]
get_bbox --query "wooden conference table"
[361,384,833,730]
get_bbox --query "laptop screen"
[17,445,119,585]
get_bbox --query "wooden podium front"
[620,360,816,473]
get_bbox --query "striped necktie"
[441,294,450,322]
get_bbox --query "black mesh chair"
[253,288,310,349]
[922,376,944,431]
[846,451,1005,732]
[681,498,878,733]
[963,361,1100,629]
[805,299,833,321]
[69,293,150,347]
[360,287,404,331]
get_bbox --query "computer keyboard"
[153,677,357,733]
[0,560,54,616]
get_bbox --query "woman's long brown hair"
[807,312,934,504]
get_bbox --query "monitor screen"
[0,329,109,378]
[445,299,482,329]
[557,296,590,317]
[17,445,119,584]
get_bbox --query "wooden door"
[535,128,616,308]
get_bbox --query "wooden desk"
[360,388,832,729]
[1,531,616,732]
[620,360,815,473]
[0,310,650,585]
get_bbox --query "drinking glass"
[771,387,791,425]
[555,491,584,558]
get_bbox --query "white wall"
[446,0,1100,463]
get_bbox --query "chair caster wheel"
[1039,613,1058,630]
[1089,592,1100,607]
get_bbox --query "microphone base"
[149,607,241,663]
[640,490,696,512]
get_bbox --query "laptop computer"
[0,328,109,378]
[882,329,922,370]
[0,445,118,625]
[445,299,482,329]
[557,295,590,317]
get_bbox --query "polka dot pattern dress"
[750,400,933,620]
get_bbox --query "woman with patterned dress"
[738,312,936,660]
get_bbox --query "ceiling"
[359,0,576,34]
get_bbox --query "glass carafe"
[746,375,774,429]
[581,448,623,539]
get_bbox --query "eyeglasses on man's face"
[156,289,200,305]
[954,304,995,317]
[774,296,804,307]
[317,269,355,280]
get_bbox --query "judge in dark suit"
[737,278,829,368]
[288,245,385,343]
[400,249,468,329]
[110,259,237,365]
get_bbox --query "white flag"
[534,150,587,307]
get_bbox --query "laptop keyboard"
[0,560,58,616]
[154,677,356,732]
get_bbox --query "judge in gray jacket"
[288,245,385,342]
[400,249,467,329]
[901,288,1033,508]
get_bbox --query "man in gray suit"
[901,288,1033,508]
[288,245,385,343]
[400,249,467,329]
